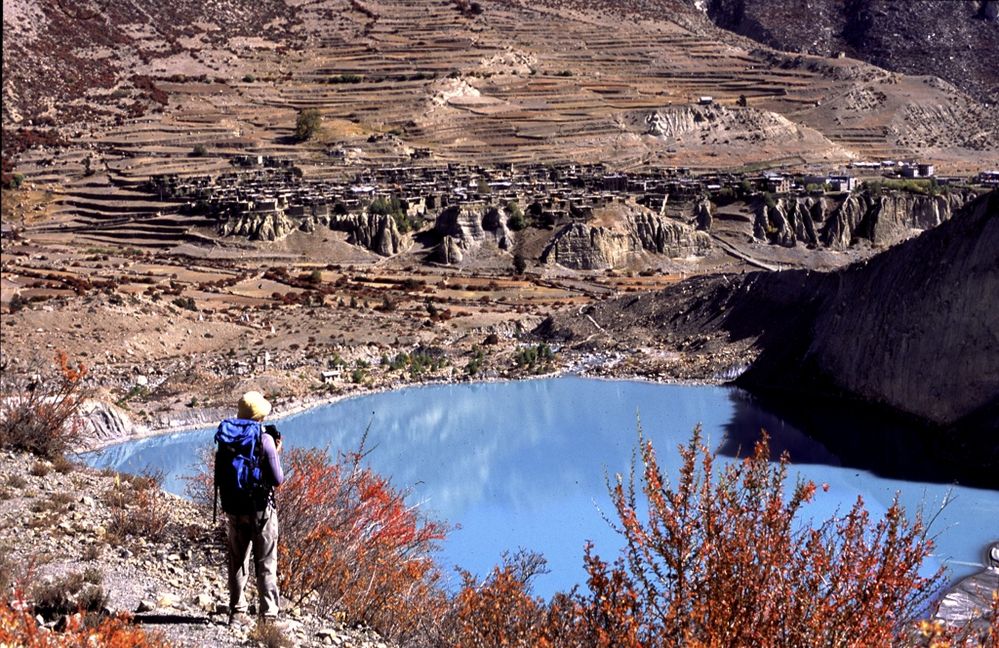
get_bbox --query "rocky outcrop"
[431,235,464,264]
[643,104,838,149]
[329,212,402,256]
[77,400,135,446]
[541,223,637,270]
[631,212,711,256]
[754,189,977,248]
[434,205,512,247]
[754,197,825,247]
[220,210,296,241]
[220,207,402,255]
[542,211,710,270]
[430,204,513,264]
[695,197,712,231]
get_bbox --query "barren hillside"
[4,0,997,183]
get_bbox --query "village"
[146,155,995,248]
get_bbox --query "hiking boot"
[228,611,253,627]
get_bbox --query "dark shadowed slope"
[538,191,998,485]
[699,0,999,104]
[742,190,999,428]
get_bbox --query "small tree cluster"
[513,253,528,276]
[514,343,554,371]
[293,108,322,142]
[506,201,527,231]
[384,350,446,377]
[465,348,486,376]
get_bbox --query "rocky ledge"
[0,450,394,647]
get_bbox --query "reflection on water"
[85,377,999,598]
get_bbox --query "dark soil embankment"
[538,191,999,487]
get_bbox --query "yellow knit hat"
[237,391,272,421]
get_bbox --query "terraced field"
[4,0,997,253]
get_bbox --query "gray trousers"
[226,505,280,617]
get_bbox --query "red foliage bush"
[439,550,549,647]
[436,427,957,647]
[575,427,945,646]
[0,352,88,459]
[278,446,448,642]
[0,594,169,647]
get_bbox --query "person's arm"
[260,432,285,486]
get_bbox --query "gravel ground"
[0,450,394,647]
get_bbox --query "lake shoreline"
[82,356,733,452]
[83,377,999,600]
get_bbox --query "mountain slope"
[537,191,998,484]
[740,190,998,427]
[4,0,998,181]
[698,0,999,104]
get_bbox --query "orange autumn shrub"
[0,351,88,459]
[439,550,549,647]
[278,446,448,643]
[537,547,645,648]
[0,594,169,647]
[586,426,943,647]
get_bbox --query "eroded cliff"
[541,204,710,270]
[753,189,978,248]
[219,208,402,255]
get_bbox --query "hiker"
[215,391,285,626]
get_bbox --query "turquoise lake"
[85,377,999,598]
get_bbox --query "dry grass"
[249,620,294,648]
[31,570,108,620]
[104,470,172,543]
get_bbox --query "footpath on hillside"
[0,450,392,647]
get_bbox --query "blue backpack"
[214,418,270,518]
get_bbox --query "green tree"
[513,253,527,276]
[506,201,526,231]
[294,108,323,142]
